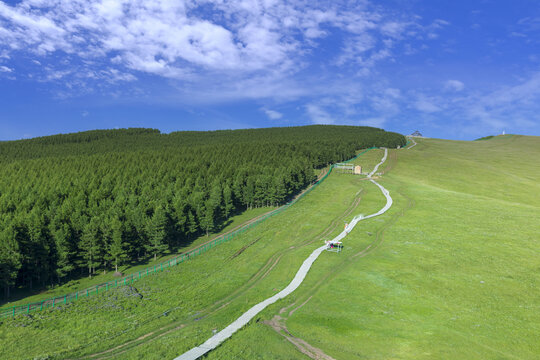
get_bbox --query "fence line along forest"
[0,125,405,299]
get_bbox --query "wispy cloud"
[306,103,334,124]
[444,80,465,91]
[262,109,283,120]
[0,0,445,98]
[359,117,386,128]
[414,96,442,113]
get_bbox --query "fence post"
[13,307,15,317]
[40,301,43,311]
[87,289,89,297]
[138,271,141,279]
[161,263,163,271]
[53,298,55,308]
[76,292,78,300]
[27,304,30,314]
[64,295,67,304]
[106,283,108,291]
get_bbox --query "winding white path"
[407,137,417,150]
[174,149,392,360]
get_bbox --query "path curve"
[174,148,392,360]
[407,137,417,150]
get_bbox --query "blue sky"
[0,0,539,141]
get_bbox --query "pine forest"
[0,125,405,299]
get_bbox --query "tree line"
[0,125,406,299]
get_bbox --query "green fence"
[0,147,377,319]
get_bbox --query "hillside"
[0,125,405,302]
[1,134,538,359]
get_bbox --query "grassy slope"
[351,148,385,173]
[2,137,539,359]
[226,135,539,360]
[0,156,385,359]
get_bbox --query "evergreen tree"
[107,218,127,273]
[52,223,75,281]
[80,219,100,278]
[222,184,234,217]
[146,207,168,261]
[0,226,21,299]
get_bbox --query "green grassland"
[214,135,540,359]
[0,157,386,359]
[350,148,385,174]
[2,135,539,359]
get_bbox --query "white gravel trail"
[174,149,391,360]
[407,137,417,150]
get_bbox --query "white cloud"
[414,97,441,113]
[0,65,12,72]
[407,71,540,137]
[359,117,386,128]
[381,21,411,38]
[306,104,334,124]
[444,79,465,91]
[0,0,445,98]
[263,109,283,120]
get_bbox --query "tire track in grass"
[264,186,414,360]
[174,150,392,360]
[77,191,366,360]
[259,150,410,359]
[82,152,384,360]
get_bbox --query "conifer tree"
[80,219,100,278]
[108,218,127,273]
[0,226,21,299]
[52,224,75,281]
[222,184,234,217]
[146,207,168,261]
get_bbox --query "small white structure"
[335,163,362,175]
[325,240,343,253]
[335,163,354,173]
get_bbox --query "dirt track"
[175,149,393,360]
[78,182,364,360]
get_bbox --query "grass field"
[213,135,540,359]
[1,136,539,359]
[0,153,386,359]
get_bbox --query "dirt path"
[407,137,417,149]
[264,313,336,360]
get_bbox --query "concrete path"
[174,149,392,360]
[407,137,417,150]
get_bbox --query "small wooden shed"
[354,165,362,175]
